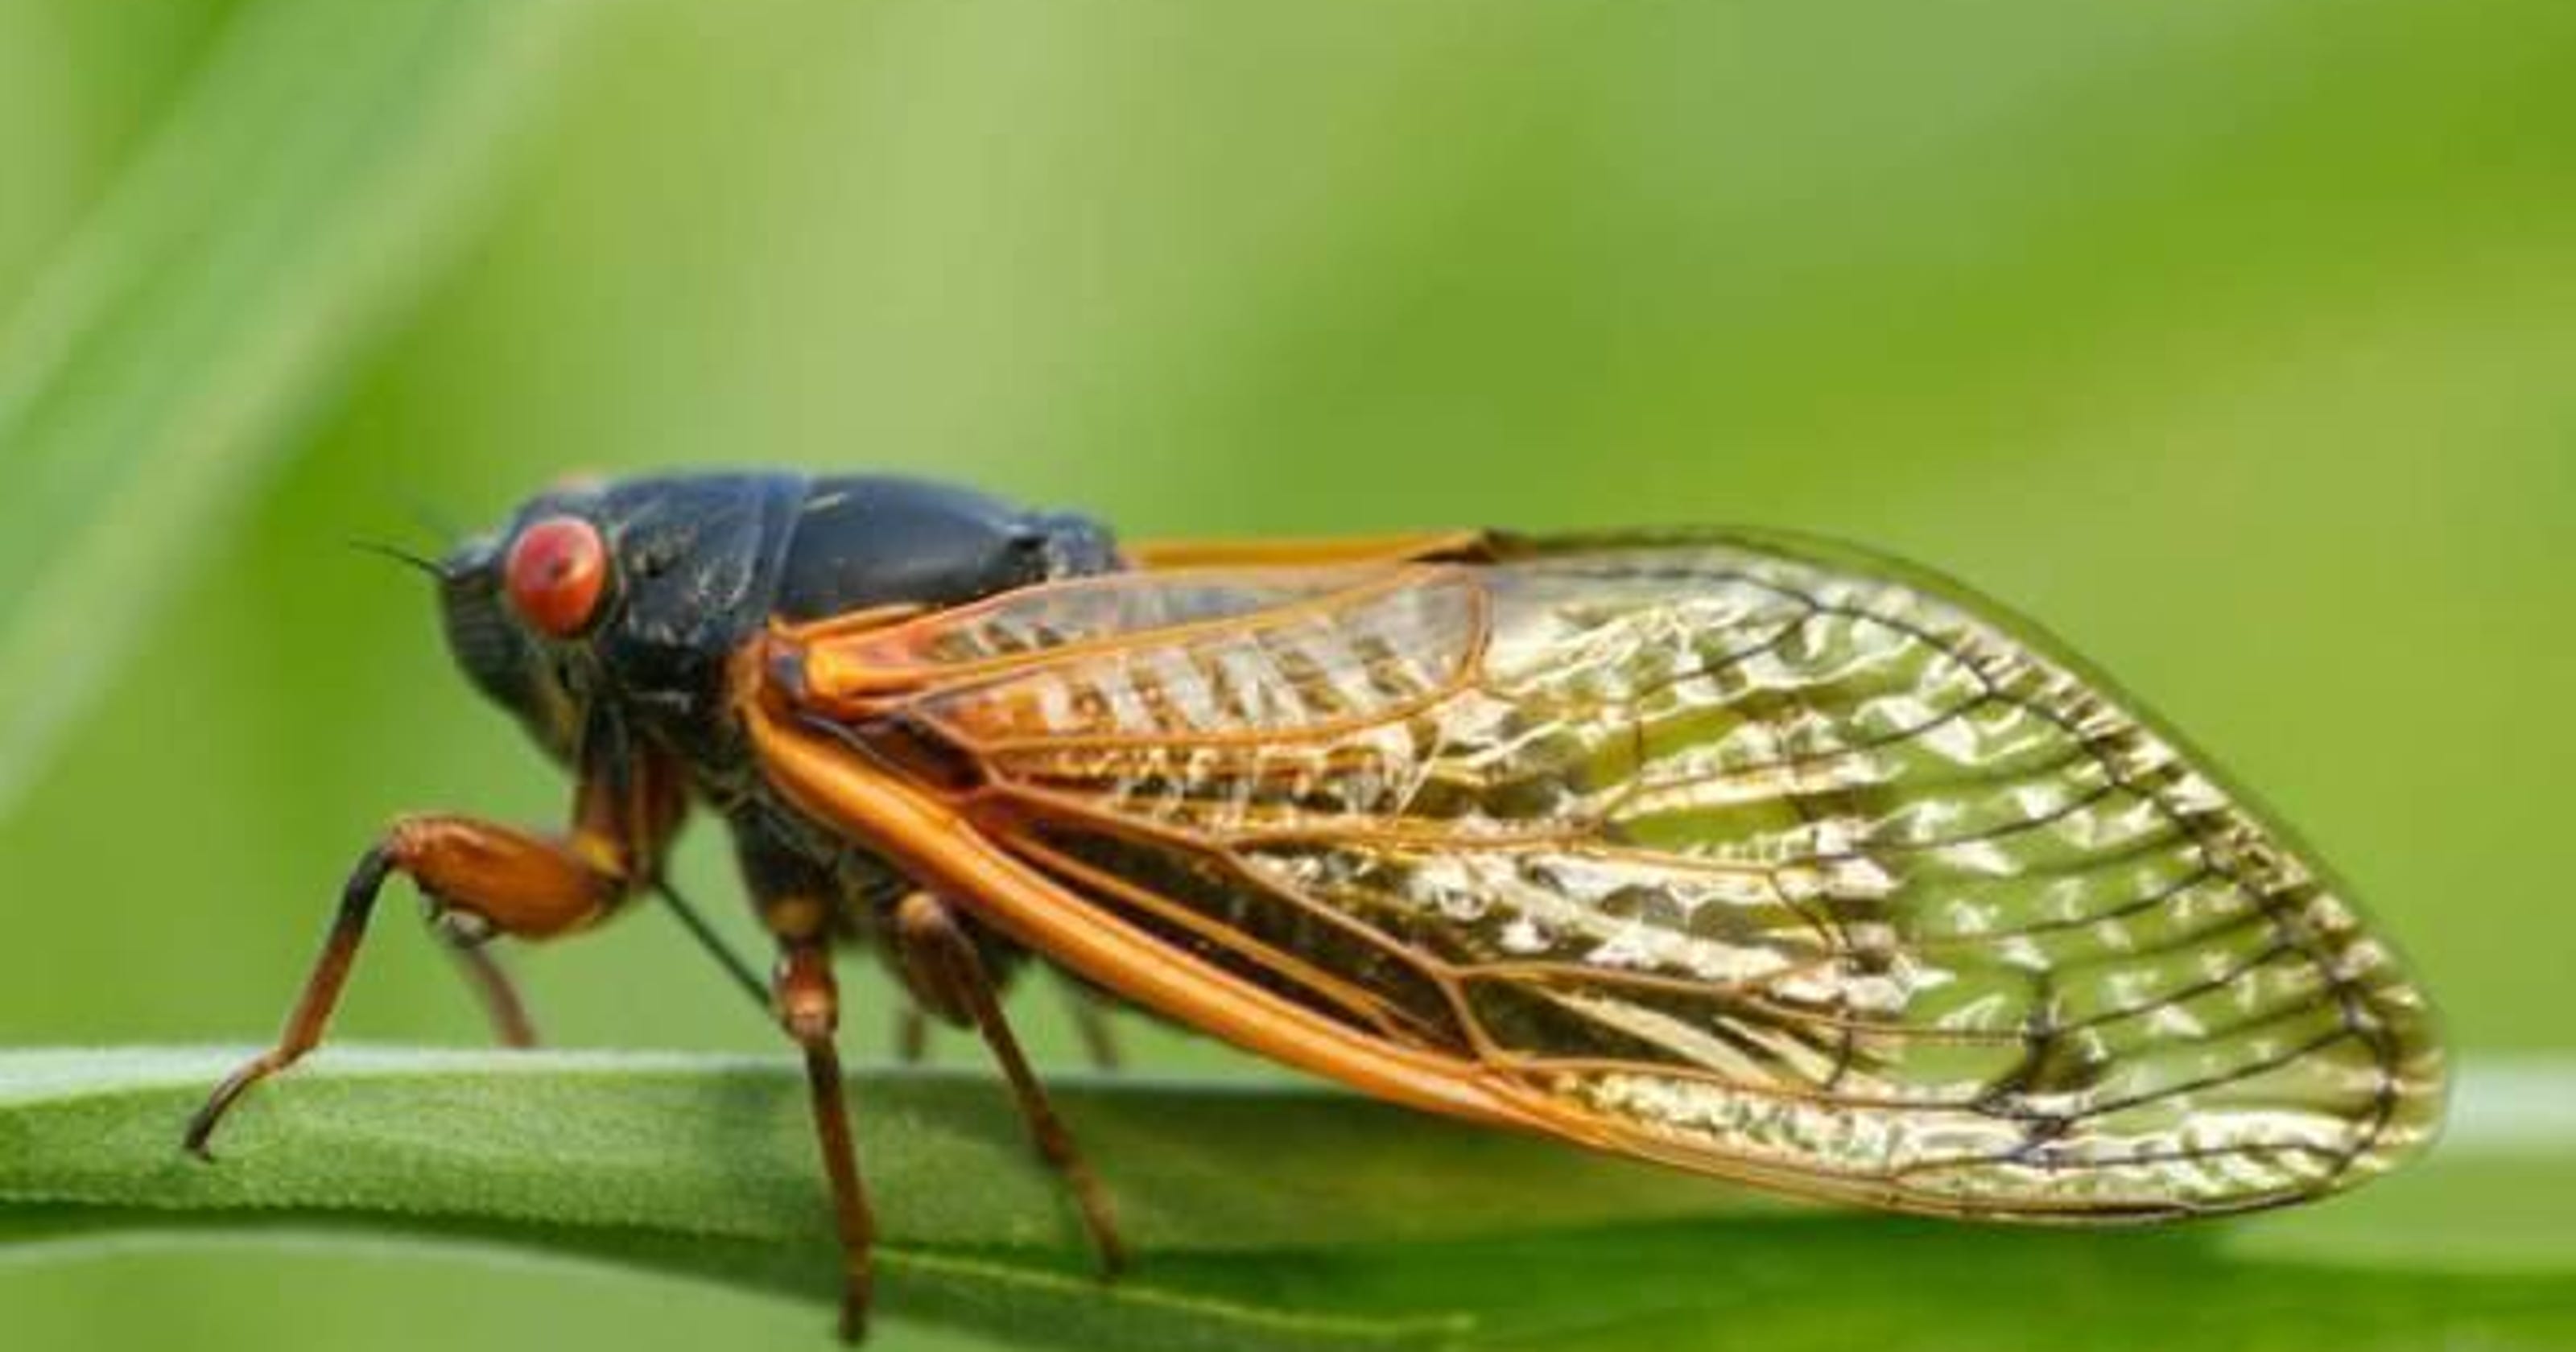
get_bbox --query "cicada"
[186,472,2448,1340]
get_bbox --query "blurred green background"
[2,0,2570,1348]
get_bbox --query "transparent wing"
[778,532,2447,1217]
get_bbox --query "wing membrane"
[768,531,2446,1217]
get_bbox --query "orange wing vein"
[745,531,2446,1218]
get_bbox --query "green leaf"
[2,1049,2570,1351]
[0,0,592,819]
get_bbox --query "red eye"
[504,516,610,638]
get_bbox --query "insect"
[186,472,2448,1341]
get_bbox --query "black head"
[434,472,808,767]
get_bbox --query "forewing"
[781,534,2446,1217]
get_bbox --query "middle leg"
[736,821,881,1342]
[774,934,876,1343]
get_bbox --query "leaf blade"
[3,1049,2573,1350]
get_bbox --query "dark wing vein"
[791,533,2446,1217]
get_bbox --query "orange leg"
[894,892,1127,1276]
[183,814,625,1159]
[772,932,876,1342]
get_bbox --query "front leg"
[182,815,629,1157]
[183,744,676,1158]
